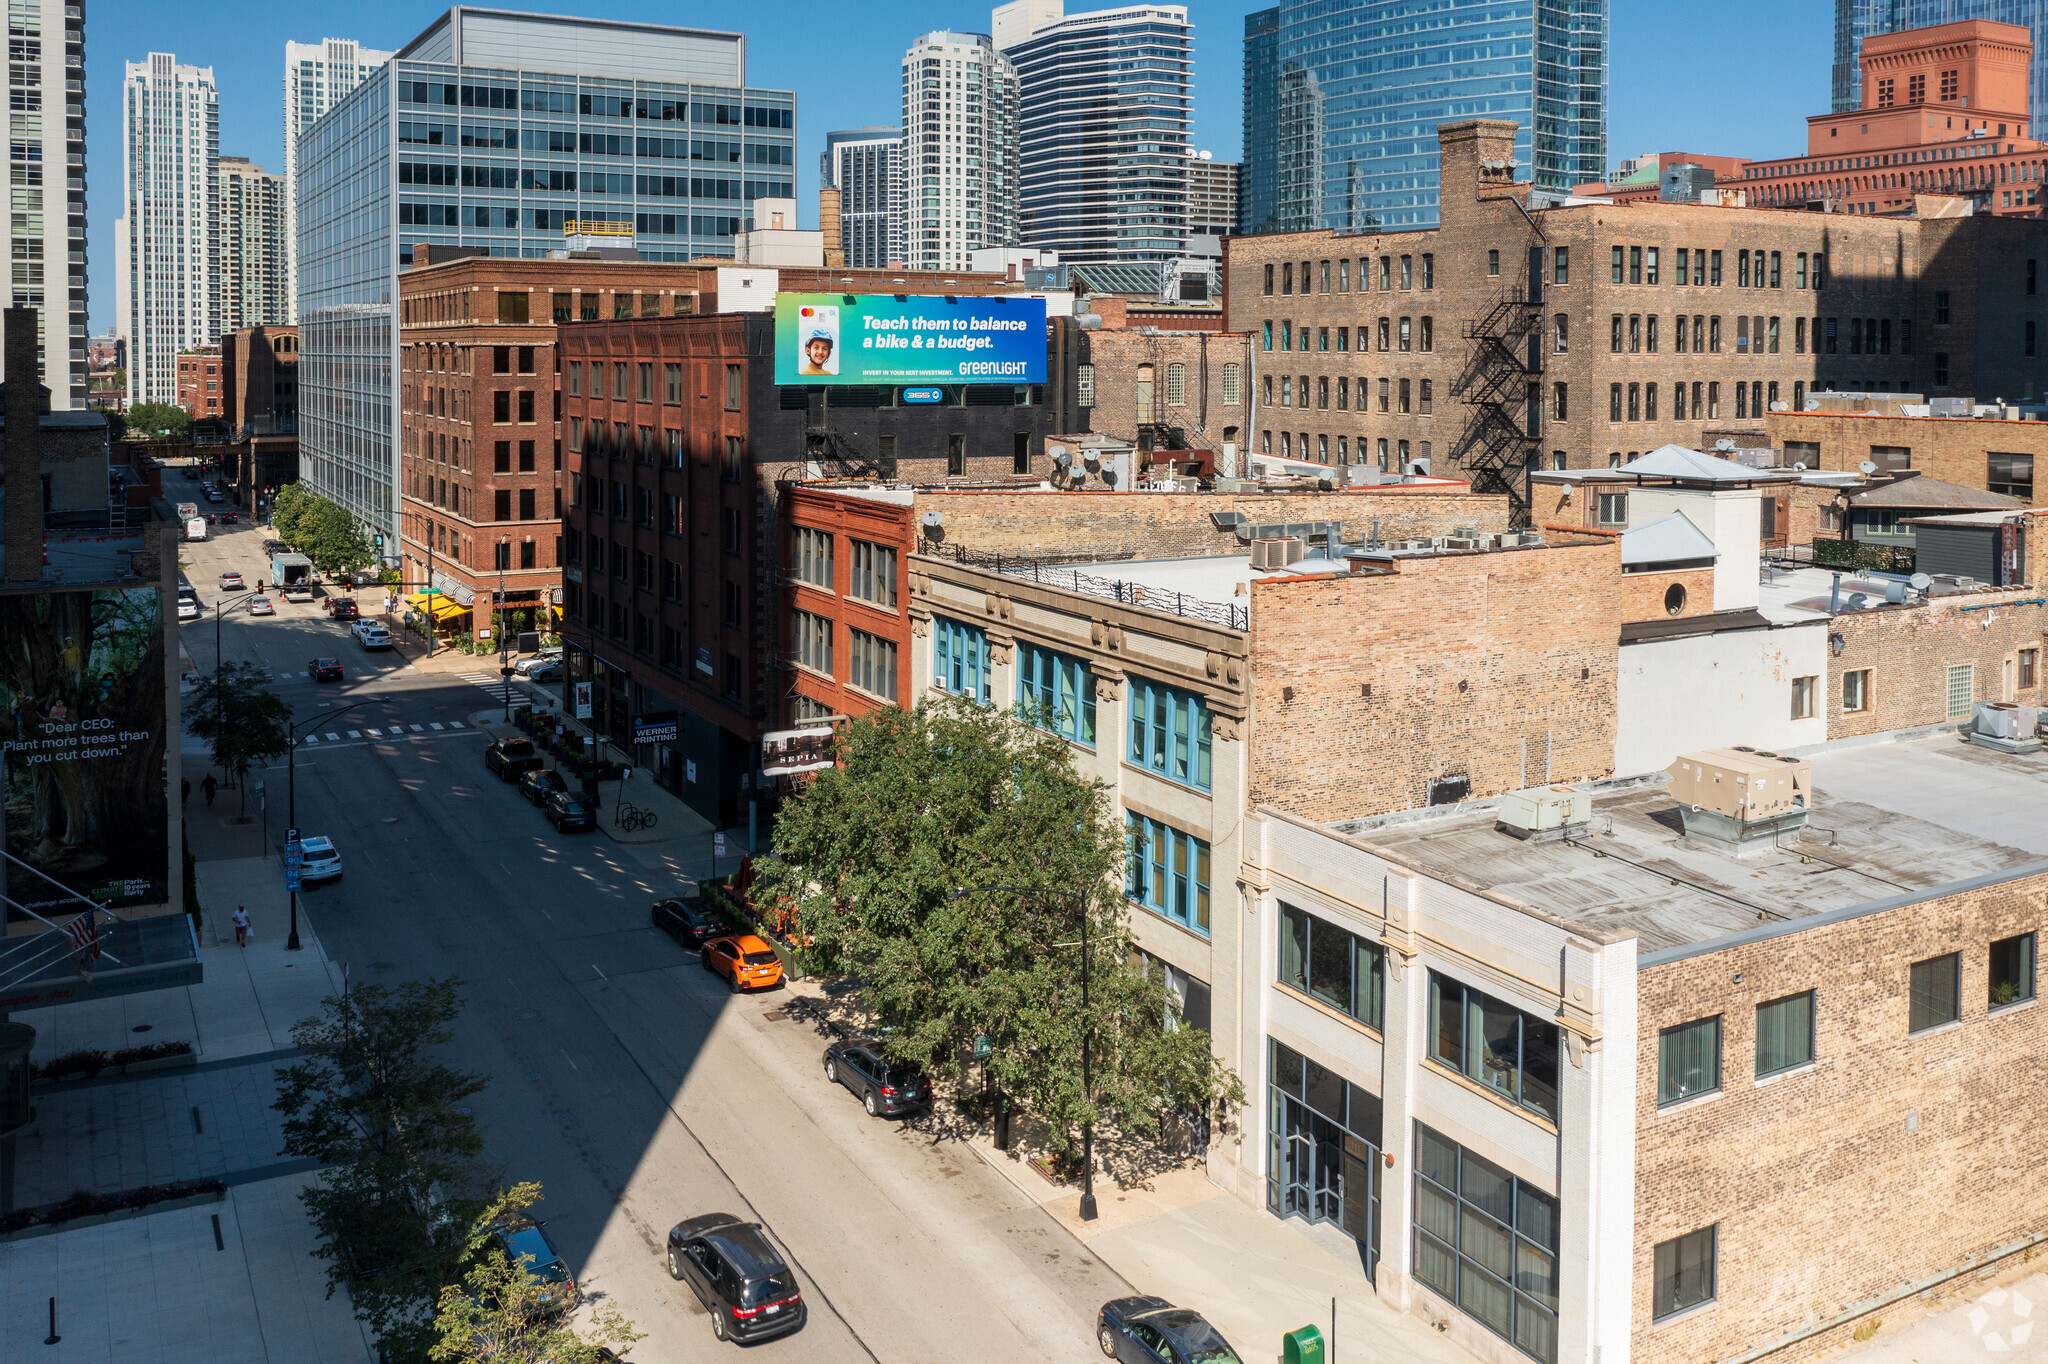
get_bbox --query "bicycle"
[615,802,657,833]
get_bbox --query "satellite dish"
[1794,462,1807,471]
[1083,450,1101,467]
[1858,460,1878,474]
[1053,449,1072,468]
[1101,469,1119,487]
[1910,572,1933,591]
[921,510,944,528]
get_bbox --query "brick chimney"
[3,306,41,582]
[1437,119,1527,229]
[819,185,845,268]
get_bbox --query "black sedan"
[518,767,570,807]
[544,789,595,831]
[823,1039,931,1118]
[666,1214,804,1345]
[308,658,344,683]
[651,896,735,948]
[1097,1297,1244,1364]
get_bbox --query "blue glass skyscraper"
[1240,0,1606,232]
[1836,0,2048,121]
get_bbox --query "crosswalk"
[302,719,467,746]
[457,670,522,702]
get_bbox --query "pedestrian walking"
[202,774,217,806]
[232,905,250,947]
[181,777,191,805]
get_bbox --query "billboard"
[0,586,169,914]
[760,727,836,778]
[774,294,1046,386]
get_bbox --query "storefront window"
[1427,971,1561,1123]
[1414,1123,1560,1363]
[1266,1040,1382,1277]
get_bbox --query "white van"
[185,517,208,542]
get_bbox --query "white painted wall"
[1631,486,1763,610]
[1617,621,1828,774]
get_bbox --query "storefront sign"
[773,294,1046,386]
[572,681,593,720]
[761,726,836,777]
[633,712,680,744]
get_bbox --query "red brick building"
[175,348,222,420]
[781,485,917,723]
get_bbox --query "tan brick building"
[1046,320,1254,459]
[1767,407,2046,506]
[1224,119,2048,522]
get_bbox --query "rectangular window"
[1991,934,2036,1009]
[1125,813,1211,935]
[2022,649,2040,689]
[665,363,682,402]
[1422,253,1434,288]
[1128,677,1213,791]
[1596,491,1627,525]
[1016,643,1096,747]
[1791,675,1815,719]
[1657,1016,1721,1104]
[1553,246,1568,284]
[1988,454,2034,500]
[1078,363,1096,406]
[1652,1227,1717,1321]
[725,364,743,410]
[1755,993,1815,1077]
[847,628,898,701]
[793,526,833,589]
[1427,972,1561,1123]
[1412,1124,1559,1362]
[1910,953,1962,1032]
[1710,250,1723,286]
[1222,363,1241,404]
[1279,902,1387,1028]
[1947,663,1974,718]
[792,609,832,675]
[1645,247,1659,284]
[932,616,991,704]
[1842,668,1870,712]
[637,362,653,401]
[848,540,897,609]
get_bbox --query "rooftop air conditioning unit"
[1496,785,1591,841]
[1250,537,1302,570]
[1973,701,2039,740]
[1667,748,1811,852]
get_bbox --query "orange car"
[701,933,784,992]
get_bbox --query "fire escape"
[1450,243,1546,525]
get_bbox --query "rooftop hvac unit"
[1973,701,2041,740]
[1250,537,1303,570]
[1496,785,1591,841]
[1669,748,1810,820]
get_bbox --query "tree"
[125,401,191,440]
[271,483,311,545]
[756,696,1243,1158]
[430,1183,642,1364]
[183,660,290,815]
[274,978,493,1363]
[295,496,378,580]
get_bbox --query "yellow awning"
[405,592,468,621]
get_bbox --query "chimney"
[818,185,845,269]
[3,307,40,582]
[1437,118,1525,227]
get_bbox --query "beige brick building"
[1767,407,2046,506]
[1224,120,2048,522]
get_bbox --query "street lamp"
[950,883,1098,1221]
[284,699,369,951]
[498,538,511,722]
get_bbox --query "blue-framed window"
[932,616,991,705]
[1126,813,1211,936]
[1128,676,1212,790]
[1016,642,1095,747]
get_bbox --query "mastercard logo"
[800,307,815,318]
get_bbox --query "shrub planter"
[0,1179,227,1243]
[32,1041,196,1088]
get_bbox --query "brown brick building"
[1767,407,2045,506]
[221,325,297,437]
[1046,319,1253,459]
[174,348,222,421]
[1225,119,2048,522]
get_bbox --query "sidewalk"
[467,710,715,851]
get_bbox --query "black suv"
[651,896,735,948]
[666,1214,804,1344]
[484,737,544,781]
[518,767,569,807]
[823,1039,931,1118]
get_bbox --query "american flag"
[66,909,102,970]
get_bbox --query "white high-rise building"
[900,32,1018,273]
[7,0,87,408]
[822,127,902,269]
[122,53,218,408]
[995,0,1193,265]
[282,38,392,322]
[219,157,288,332]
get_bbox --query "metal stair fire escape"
[1450,245,1546,525]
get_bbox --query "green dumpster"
[1280,1323,1325,1364]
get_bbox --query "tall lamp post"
[950,884,1098,1220]
[497,538,511,721]
[284,700,368,951]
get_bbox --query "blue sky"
[88,0,1836,332]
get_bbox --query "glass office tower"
[1241,0,1606,232]
[1835,0,2048,119]
[1241,8,1281,234]
[297,9,795,546]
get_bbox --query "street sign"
[713,832,727,858]
[285,871,302,892]
[285,826,299,843]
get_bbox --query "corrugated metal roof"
[1618,443,1789,482]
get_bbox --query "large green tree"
[297,495,377,580]
[756,696,1242,1158]
[125,401,190,440]
[271,483,312,545]
[274,978,493,1363]
[430,1183,642,1364]
[183,660,290,816]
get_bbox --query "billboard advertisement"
[774,294,1046,386]
[0,586,169,914]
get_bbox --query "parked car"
[524,661,563,684]
[511,647,564,677]
[484,737,545,781]
[218,571,245,591]
[247,594,276,616]
[298,836,343,882]
[491,1217,578,1310]
[543,789,595,831]
[651,897,736,949]
[666,1214,804,1345]
[352,621,392,650]
[176,596,201,623]
[324,596,360,621]
[1096,1297,1243,1364]
[517,767,569,807]
[823,1039,931,1118]
[702,934,784,993]
[308,657,344,682]
[261,538,288,556]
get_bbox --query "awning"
[405,592,469,621]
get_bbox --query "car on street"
[517,767,569,807]
[352,621,392,650]
[176,596,201,623]
[651,896,736,949]
[666,1214,804,1345]
[702,934,784,992]
[524,660,563,684]
[219,571,245,591]
[484,737,545,781]
[325,596,360,621]
[261,538,289,557]
[543,789,595,832]
[308,657,344,682]
[216,509,240,524]
[511,647,564,677]
[247,594,276,616]
[491,1217,578,1310]
[823,1039,931,1118]
[1096,1297,1244,1364]
[204,488,223,503]
[297,836,343,882]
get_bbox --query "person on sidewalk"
[232,905,250,947]
[202,774,218,806]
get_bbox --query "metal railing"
[936,546,1249,630]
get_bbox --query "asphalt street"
[178,515,1131,1362]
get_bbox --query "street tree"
[182,660,290,815]
[274,978,493,1363]
[271,483,312,544]
[757,695,1243,1159]
[124,401,190,440]
[429,1183,643,1364]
